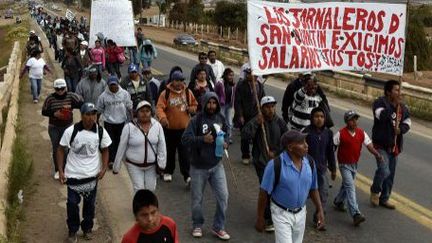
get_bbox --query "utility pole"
[140,0,143,22]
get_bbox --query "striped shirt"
[41,92,83,127]
[289,88,322,130]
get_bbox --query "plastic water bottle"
[215,130,225,158]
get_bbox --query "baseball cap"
[29,30,35,34]
[344,110,360,122]
[136,100,152,111]
[128,64,139,73]
[80,40,88,46]
[53,79,67,89]
[107,75,119,85]
[171,71,185,81]
[280,130,307,147]
[260,96,277,107]
[88,65,98,73]
[80,102,98,114]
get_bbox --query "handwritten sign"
[65,9,75,21]
[89,0,136,48]
[247,0,407,75]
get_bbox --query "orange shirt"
[121,215,179,243]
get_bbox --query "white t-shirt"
[26,57,46,79]
[60,125,112,179]
[333,130,372,146]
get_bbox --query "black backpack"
[273,154,315,190]
[69,123,104,151]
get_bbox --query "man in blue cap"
[57,102,112,242]
[120,63,154,109]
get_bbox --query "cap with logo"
[80,40,88,46]
[344,110,360,122]
[260,96,277,107]
[29,30,35,34]
[128,64,139,73]
[53,79,67,89]
[88,65,98,73]
[80,102,98,114]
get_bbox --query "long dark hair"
[144,44,153,55]
[222,68,234,84]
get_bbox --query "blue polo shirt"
[261,151,318,209]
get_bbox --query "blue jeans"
[334,164,360,217]
[190,162,229,231]
[222,105,234,139]
[317,170,329,213]
[128,47,139,65]
[371,149,397,203]
[65,75,80,93]
[29,78,42,100]
[66,185,97,234]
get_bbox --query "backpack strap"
[69,123,79,146]
[166,88,191,106]
[97,125,103,151]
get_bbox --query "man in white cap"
[42,79,83,179]
[243,96,287,232]
[78,40,91,68]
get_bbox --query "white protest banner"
[247,0,407,75]
[89,0,136,48]
[65,9,75,21]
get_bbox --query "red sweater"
[121,215,179,243]
[337,127,365,164]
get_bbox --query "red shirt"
[121,215,179,243]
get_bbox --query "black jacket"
[372,96,410,152]
[303,125,336,173]
[234,79,265,123]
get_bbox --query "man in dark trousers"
[242,96,287,232]
[234,67,265,165]
[370,80,411,209]
[255,130,325,243]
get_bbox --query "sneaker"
[379,201,396,210]
[185,177,191,187]
[229,139,233,144]
[33,99,38,103]
[108,162,114,170]
[54,171,59,180]
[192,228,202,238]
[212,229,231,240]
[333,201,347,212]
[163,174,172,182]
[242,158,250,165]
[370,193,380,207]
[83,231,93,240]
[67,232,77,243]
[264,223,275,232]
[353,213,366,226]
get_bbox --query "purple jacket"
[214,81,226,106]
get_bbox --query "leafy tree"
[404,5,432,72]
[186,0,204,24]
[213,1,246,31]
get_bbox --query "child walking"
[333,110,383,226]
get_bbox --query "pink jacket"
[90,47,105,68]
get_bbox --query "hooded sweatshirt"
[156,82,198,130]
[96,86,133,124]
[75,76,107,104]
[181,92,227,169]
[242,114,287,170]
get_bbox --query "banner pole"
[251,75,270,156]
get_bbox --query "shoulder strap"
[133,120,157,156]
[306,154,315,171]
[69,124,79,146]
[273,155,282,191]
[164,88,170,101]
[98,125,103,151]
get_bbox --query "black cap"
[344,110,360,123]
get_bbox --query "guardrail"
[0,41,22,238]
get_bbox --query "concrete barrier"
[0,41,22,238]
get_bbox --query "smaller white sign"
[65,9,75,21]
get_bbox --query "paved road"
[140,44,432,242]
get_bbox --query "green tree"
[186,0,204,24]
[404,5,432,72]
[213,1,246,31]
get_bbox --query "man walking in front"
[182,92,230,240]
[370,80,411,209]
[255,130,325,243]
[57,103,112,242]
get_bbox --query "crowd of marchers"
[20,5,411,243]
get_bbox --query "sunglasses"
[55,87,66,91]
[199,56,208,60]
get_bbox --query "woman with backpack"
[106,39,124,78]
[113,100,167,193]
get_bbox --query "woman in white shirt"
[19,49,52,103]
[113,100,166,193]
